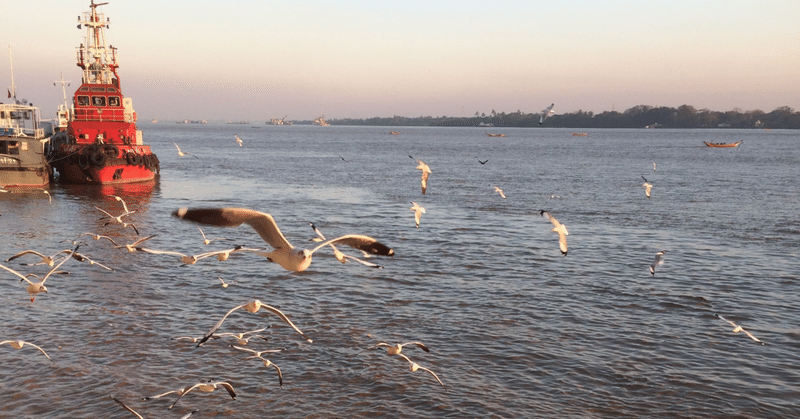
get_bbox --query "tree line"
[323,105,800,129]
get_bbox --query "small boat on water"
[49,1,159,185]
[572,132,588,137]
[0,102,53,188]
[486,132,506,137]
[389,131,400,135]
[703,140,743,148]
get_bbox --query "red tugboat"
[49,1,159,184]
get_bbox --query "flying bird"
[409,156,432,195]
[409,202,426,228]
[194,222,232,245]
[309,223,382,268]
[196,299,312,347]
[475,157,488,165]
[493,185,506,199]
[367,341,430,356]
[172,207,394,272]
[1,246,79,302]
[167,381,236,410]
[4,248,73,266]
[77,232,119,247]
[540,211,569,256]
[652,161,657,171]
[230,344,284,387]
[114,235,157,253]
[714,313,766,345]
[539,103,555,125]
[649,250,667,276]
[95,205,139,235]
[396,353,446,391]
[173,142,199,159]
[235,134,243,147]
[0,340,56,365]
[642,176,653,199]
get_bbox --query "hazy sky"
[3,0,799,121]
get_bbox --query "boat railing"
[73,107,131,123]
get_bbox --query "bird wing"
[41,247,79,284]
[416,364,446,390]
[216,382,237,399]
[112,195,130,214]
[339,253,382,268]
[130,235,157,247]
[0,263,35,285]
[169,383,200,409]
[420,172,429,194]
[21,341,55,364]
[198,304,246,346]
[540,211,562,229]
[557,231,568,256]
[174,207,293,251]
[402,342,430,352]
[143,389,180,400]
[94,206,115,218]
[6,249,51,262]
[112,397,144,419]
[255,302,312,343]
[173,142,181,152]
[311,235,394,257]
[136,248,188,258]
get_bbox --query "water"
[1,125,799,418]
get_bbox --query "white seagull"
[230,344,284,387]
[368,341,430,356]
[143,380,235,410]
[309,223,382,268]
[493,185,507,199]
[642,176,653,199]
[540,211,569,256]
[652,161,657,172]
[235,134,243,147]
[714,313,766,345]
[215,326,270,345]
[95,205,139,235]
[196,299,312,347]
[649,250,667,276]
[409,202,426,228]
[172,207,394,272]
[194,222,232,245]
[114,235,157,253]
[173,142,199,159]
[410,157,432,195]
[77,232,119,247]
[5,248,73,266]
[70,251,115,271]
[0,339,56,365]
[396,353,446,391]
[539,103,555,125]
[1,246,78,302]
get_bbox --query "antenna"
[7,45,16,101]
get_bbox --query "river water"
[1,125,799,418]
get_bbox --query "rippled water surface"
[1,126,799,418]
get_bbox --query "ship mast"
[76,1,119,86]
[7,45,16,102]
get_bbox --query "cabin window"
[77,96,90,106]
[108,96,121,107]
[107,87,117,92]
[90,87,106,92]
[0,140,20,155]
[92,96,106,106]
[80,87,89,92]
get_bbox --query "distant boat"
[389,131,400,135]
[151,119,158,123]
[313,116,329,126]
[703,140,743,148]
[572,132,588,136]
[485,132,505,137]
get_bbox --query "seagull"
[217,276,234,288]
[642,176,653,199]
[78,232,119,247]
[4,249,73,266]
[235,134,243,147]
[652,161,657,172]
[194,222,232,245]
[649,250,667,276]
[396,353,446,391]
[172,207,394,272]
[338,155,348,162]
[493,185,506,199]
[112,396,197,419]
[114,235,157,253]
[135,248,200,265]
[409,202,426,228]
[714,313,766,345]
[540,211,568,256]
[0,340,56,365]
[215,326,270,345]
[173,142,199,159]
[539,103,555,125]
[309,223,382,268]
[167,381,236,410]
[112,195,132,215]
[1,246,78,302]
[414,159,431,195]
[95,206,139,235]
[196,299,312,347]
[229,345,284,387]
[368,341,430,356]
[475,157,488,165]
[70,251,115,271]
[135,246,255,265]
[546,194,561,201]
[173,335,219,343]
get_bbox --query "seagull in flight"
[95,205,139,235]
[235,134,243,147]
[714,313,766,345]
[196,299,312,347]
[172,207,394,272]
[0,339,56,365]
[1,246,79,302]
[309,223,382,268]
[77,232,119,247]
[114,235,157,253]
[409,156,431,195]
[395,353,446,391]
[4,248,73,266]
[642,176,653,199]
[230,344,284,387]
[539,103,555,125]
[409,202,426,228]
[173,142,199,159]
[475,157,488,165]
[540,211,568,256]
[649,250,667,276]
[194,222,232,245]
[652,161,657,172]
[146,380,236,410]
[493,185,506,199]
[367,341,430,356]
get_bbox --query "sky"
[2,0,799,122]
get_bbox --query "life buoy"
[132,154,143,166]
[103,144,119,159]
[125,152,137,165]
[90,149,107,167]
[84,144,101,157]
[78,154,90,168]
